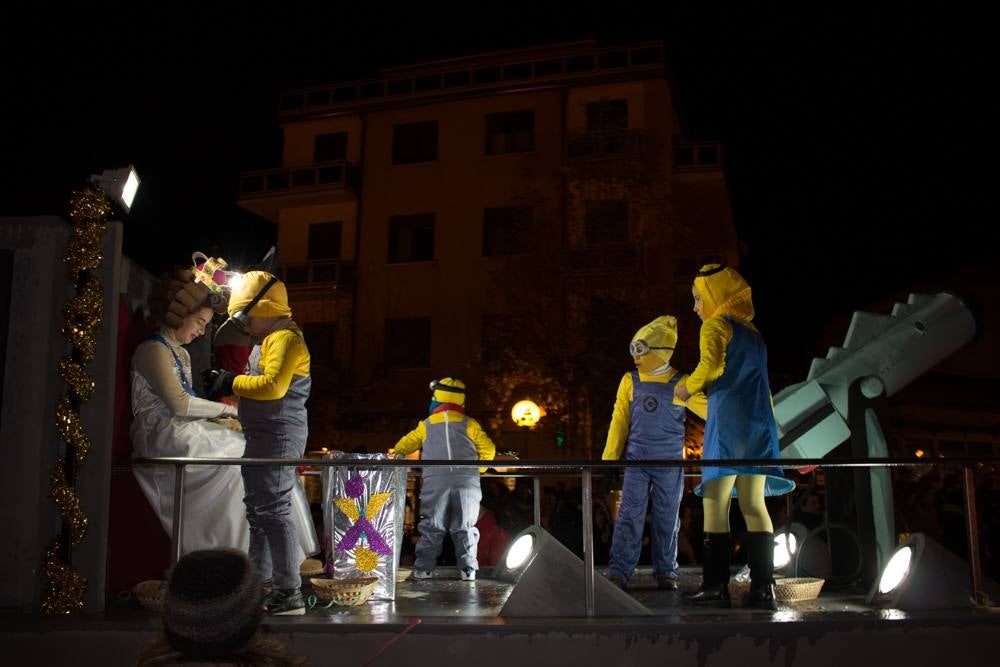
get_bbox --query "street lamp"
[511,399,542,428]
[511,399,543,525]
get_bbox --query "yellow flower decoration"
[355,547,379,573]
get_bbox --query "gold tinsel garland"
[55,394,93,464]
[58,357,95,401]
[41,185,110,615]
[50,455,88,545]
[40,539,87,615]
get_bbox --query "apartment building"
[238,40,738,456]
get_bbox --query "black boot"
[744,532,777,610]
[683,533,731,605]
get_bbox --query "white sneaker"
[460,567,476,581]
[412,570,433,580]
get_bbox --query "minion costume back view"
[602,316,707,591]
[203,271,312,615]
[392,379,496,581]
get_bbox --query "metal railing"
[239,160,352,198]
[277,43,666,116]
[132,455,994,617]
[565,128,645,161]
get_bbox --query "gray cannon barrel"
[776,292,976,459]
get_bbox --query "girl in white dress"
[130,272,318,559]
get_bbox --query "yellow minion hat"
[693,264,754,322]
[430,377,466,407]
[227,270,292,319]
[631,316,678,364]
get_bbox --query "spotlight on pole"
[90,164,141,213]
[493,525,651,617]
[867,533,983,610]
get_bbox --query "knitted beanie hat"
[163,549,263,659]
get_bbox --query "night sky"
[2,3,991,377]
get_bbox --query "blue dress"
[694,318,795,497]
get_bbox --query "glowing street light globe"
[511,400,541,427]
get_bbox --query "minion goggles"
[429,380,466,394]
[629,340,674,357]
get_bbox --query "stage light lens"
[121,168,140,209]
[505,534,535,570]
[877,545,913,594]
[774,532,798,569]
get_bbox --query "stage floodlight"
[867,533,975,610]
[91,164,140,212]
[493,525,651,617]
[504,533,535,570]
[774,531,798,570]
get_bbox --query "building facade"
[238,40,738,457]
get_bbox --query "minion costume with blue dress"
[602,316,707,591]
[675,264,794,609]
[393,379,496,581]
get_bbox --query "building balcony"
[237,161,357,221]
[565,129,645,162]
[673,142,723,172]
[279,260,355,294]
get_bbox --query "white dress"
[130,329,318,558]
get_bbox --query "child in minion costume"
[392,378,496,581]
[602,316,707,591]
[203,271,312,615]
[674,264,795,609]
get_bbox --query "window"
[385,318,431,368]
[302,322,337,368]
[392,121,438,164]
[388,213,435,263]
[587,297,635,357]
[481,313,515,363]
[307,222,342,261]
[314,132,347,162]
[584,200,628,245]
[485,111,535,155]
[674,145,695,167]
[483,206,532,256]
[586,99,628,131]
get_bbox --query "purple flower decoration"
[345,474,365,498]
[337,519,393,556]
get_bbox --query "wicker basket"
[300,558,325,577]
[309,577,378,606]
[728,577,825,603]
[133,579,166,613]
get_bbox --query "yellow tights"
[702,475,773,533]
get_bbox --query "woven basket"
[309,577,378,606]
[728,577,825,603]
[299,558,325,577]
[133,579,166,613]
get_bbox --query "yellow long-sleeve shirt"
[601,369,708,460]
[232,327,310,401]
[393,411,496,472]
[684,317,732,396]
